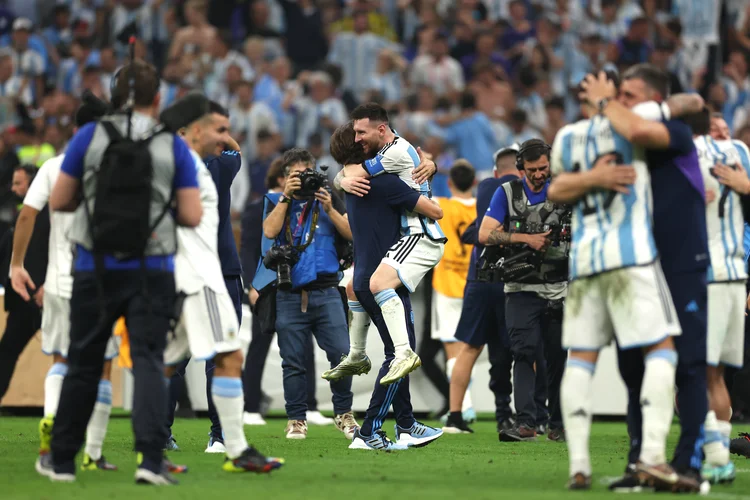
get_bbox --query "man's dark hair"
[622,63,670,98]
[257,129,273,142]
[459,91,476,111]
[518,138,551,166]
[14,163,37,182]
[266,157,285,190]
[159,92,210,131]
[308,132,323,147]
[510,108,528,124]
[330,121,367,165]
[682,107,711,136]
[545,96,565,110]
[208,100,228,117]
[280,147,316,175]
[450,160,475,192]
[111,59,160,109]
[350,102,389,124]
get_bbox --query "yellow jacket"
[113,317,131,369]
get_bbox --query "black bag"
[86,120,170,258]
[253,285,277,335]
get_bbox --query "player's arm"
[548,154,637,204]
[9,205,39,301]
[413,195,443,220]
[51,123,97,211]
[173,135,203,227]
[382,175,441,219]
[263,172,300,239]
[333,165,371,196]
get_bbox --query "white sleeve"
[230,157,249,213]
[362,146,407,177]
[550,125,569,176]
[23,162,53,211]
[632,101,671,122]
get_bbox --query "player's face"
[710,117,731,141]
[201,112,230,157]
[617,78,653,109]
[523,156,550,190]
[353,118,385,157]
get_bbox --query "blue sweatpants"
[356,287,417,436]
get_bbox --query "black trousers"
[243,312,319,413]
[505,291,565,430]
[0,286,42,402]
[51,270,175,469]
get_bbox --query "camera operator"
[257,148,357,440]
[478,138,569,443]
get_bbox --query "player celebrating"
[160,94,282,474]
[325,103,445,386]
[10,96,120,474]
[690,107,750,483]
[548,75,685,490]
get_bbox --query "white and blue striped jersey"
[550,117,657,280]
[694,136,750,282]
[362,136,445,241]
[671,0,720,44]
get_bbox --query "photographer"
[257,148,357,441]
[478,138,569,443]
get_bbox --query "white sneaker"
[306,411,334,425]
[243,412,267,426]
[205,435,226,454]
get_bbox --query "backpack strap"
[100,120,123,142]
[509,179,527,216]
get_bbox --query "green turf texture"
[1,416,748,500]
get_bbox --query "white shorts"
[563,262,682,351]
[707,282,746,368]
[382,234,445,292]
[42,292,119,360]
[431,291,462,342]
[164,287,241,365]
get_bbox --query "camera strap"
[283,200,320,251]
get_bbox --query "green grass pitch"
[1,416,749,500]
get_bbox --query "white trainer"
[307,411,334,425]
[243,412,267,426]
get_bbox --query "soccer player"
[430,160,477,422]
[329,121,443,450]
[325,103,445,386]
[161,93,282,473]
[548,73,686,491]
[10,98,119,474]
[690,107,750,483]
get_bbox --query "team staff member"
[0,165,47,402]
[478,139,568,443]
[43,59,202,485]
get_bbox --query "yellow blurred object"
[113,317,132,369]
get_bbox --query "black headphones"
[515,139,552,170]
[109,38,160,110]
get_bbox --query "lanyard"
[283,200,320,251]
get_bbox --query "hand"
[34,285,44,308]
[224,135,241,152]
[314,188,334,213]
[413,147,436,185]
[588,154,636,194]
[714,163,750,195]
[10,265,35,302]
[523,231,551,251]
[578,71,617,108]
[283,172,302,197]
[340,176,370,197]
[705,189,717,204]
[249,287,259,306]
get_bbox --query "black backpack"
[85,119,172,259]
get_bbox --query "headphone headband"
[515,140,551,170]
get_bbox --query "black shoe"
[568,472,591,490]
[135,464,178,485]
[536,424,546,435]
[442,413,474,434]
[499,424,537,442]
[497,419,513,434]
[609,464,649,493]
[730,432,750,458]
[259,393,272,417]
[547,428,565,442]
[223,447,284,473]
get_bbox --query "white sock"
[374,290,410,357]
[212,376,248,459]
[704,410,730,466]
[639,349,677,466]
[44,362,68,417]
[84,379,112,460]
[561,358,595,477]
[446,357,473,412]
[348,301,370,358]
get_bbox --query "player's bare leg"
[444,341,474,421]
[80,360,117,471]
[561,350,597,490]
[370,263,421,385]
[703,365,735,483]
[322,280,372,381]
[443,343,481,434]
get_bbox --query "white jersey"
[694,135,750,283]
[551,116,657,280]
[22,154,74,299]
[175,150,226,294]
[362,135,445,241]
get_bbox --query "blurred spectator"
[308,131,337,184]
[229,79,280,162]
[516,65,547,132]
[649,40,683,95]
[209,30,254,88]
[502,108,538,146]
[245,128,280,203]
[720,50,750,133]
[294,71,347,150]
[169,0,217,60]
[411,32,464,99]
[42,5,74,66]
[460,28,511,81]
[332,0,397,42]
[608,16,651,71]
[542,96,565,144]
[468,61,512,123]
[0,52,33,108]
[500,0,535,62]
[278,0,328,72]
[254,56,299,147]
[451,22,476,65]
[367,48,405,107]
[4,19,46,105]
[670,0,720,79]
[244,0,285,59]
[58,36,99,96]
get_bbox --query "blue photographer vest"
[251,192,341,292]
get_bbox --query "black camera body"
[296,169,329,198]
[263,245,300,291]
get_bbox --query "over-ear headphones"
[109,38,160,110]
[515,139,552,170]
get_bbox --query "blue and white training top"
[694,135,750,282]
[551,115,657,280]
[362,135,445,241]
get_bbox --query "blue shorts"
[666,270,708,366]
[454,281,508,348]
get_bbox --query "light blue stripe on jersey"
[590,124,610,272]
[365,155,386,176]
[613,132,639,264]
[708,138,736,279]
[585,120,605,275]
[563,131,583,278]
[744,223,750,266]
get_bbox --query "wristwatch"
[279,195,291,204]
[596,97,611,114]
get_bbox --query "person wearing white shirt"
[410,33,464,99]
[229,81,280,162]
[0,52,32,107]
[294,72,347,151]
[208,32,254,92]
